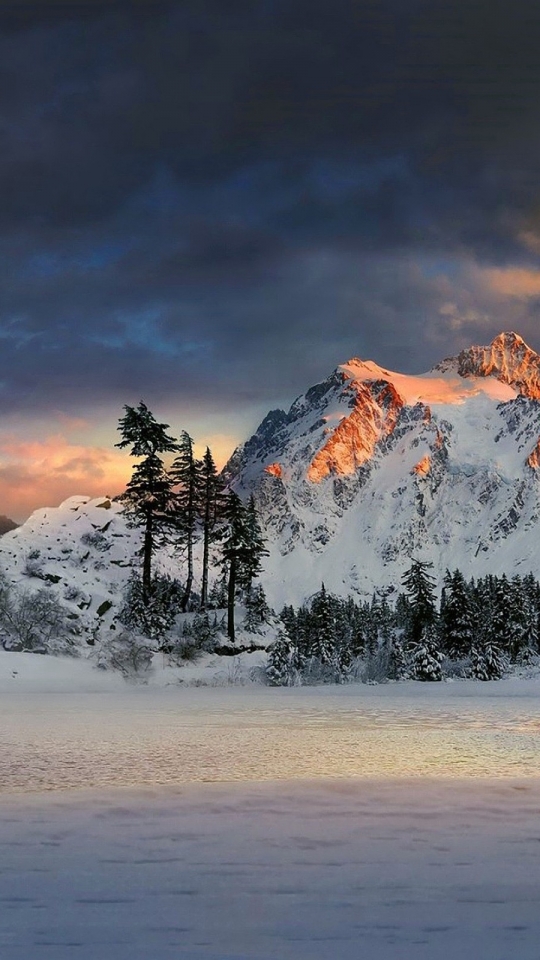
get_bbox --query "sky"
[3,0,540,519]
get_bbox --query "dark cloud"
[1,0,540,430]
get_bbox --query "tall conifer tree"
[198,447,225,610]
[115,402,178,603]
[218,491,267,641]
[170,431,200,612]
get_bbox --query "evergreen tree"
[266,630,296,686]
[244,584,272,632]
[401,558,437,645]
[218,492,247,641]
[440,569,474,659]
[349,601,368,658]
[280,604,297,637]
[295,605,312,662]
[170,431,201,612]
[115,402,178,602]
[491,574,512,651]
[191,611,219,650]
[118,572,182,641]
[522,573,540,656]
[385,628,408,680]
[238,495,268,595]
[308,584,337,665]
[410,623,443,681]
[470,637,506,680]
[208,574,228,609]
[507,576,529,660]
[198,447,225,610]
[217,492,268,641]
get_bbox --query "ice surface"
[2,679,540,792]
[3,679,540,958]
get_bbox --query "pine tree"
[470,638,506,680]
[238,495,268,595]
[208,575,228,609]
[385,628,408,680]
[491,574,512,652]
[507,576,529,661]
[266,630,296,686]
[191,611,218,650]
[218,492,249,642]
[296,605,312,662]
[440,569,474,659]
[308,584,337,665]
[401,558,437,646]
[410,623,443,681]
[244,584,272,632]
[523,573,540,656]
[170,431,201,612]
[115,402,178,602]
[118,572,182,640]
[218,492,268,642]
[198,447,225,610]
[280,604,297,637]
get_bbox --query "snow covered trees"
[264,567,540,686]
[401,559,437,645]
[440,569,474,660]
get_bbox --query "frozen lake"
[2,679,540,792]
[3,673,540,958]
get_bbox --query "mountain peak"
[456,330,540,399]
[490,330,526,348]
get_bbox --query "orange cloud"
[0,434,131,521]
[482,267,540,299]
[0,429,240,522]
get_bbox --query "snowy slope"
[0,496,143,642]
[226,332,540,606]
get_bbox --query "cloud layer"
[3,1,540,514]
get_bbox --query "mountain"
[225,331,540,606]
[0,515,18,536]
[3,331,540,621]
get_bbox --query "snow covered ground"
[2,659,540,958]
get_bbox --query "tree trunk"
[182,481,195,612]
[182,540,193,612]
[201,519,209,610]
[143,512,153,605]
[227,557,236,642]
[200,482,211,610]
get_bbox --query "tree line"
[116,401,267,641]
[267,561,540,684]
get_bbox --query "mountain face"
[225,332,540,606]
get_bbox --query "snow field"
[2,778,540,959]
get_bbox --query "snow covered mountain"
[3,330,540,620]
[225,332,540,605]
